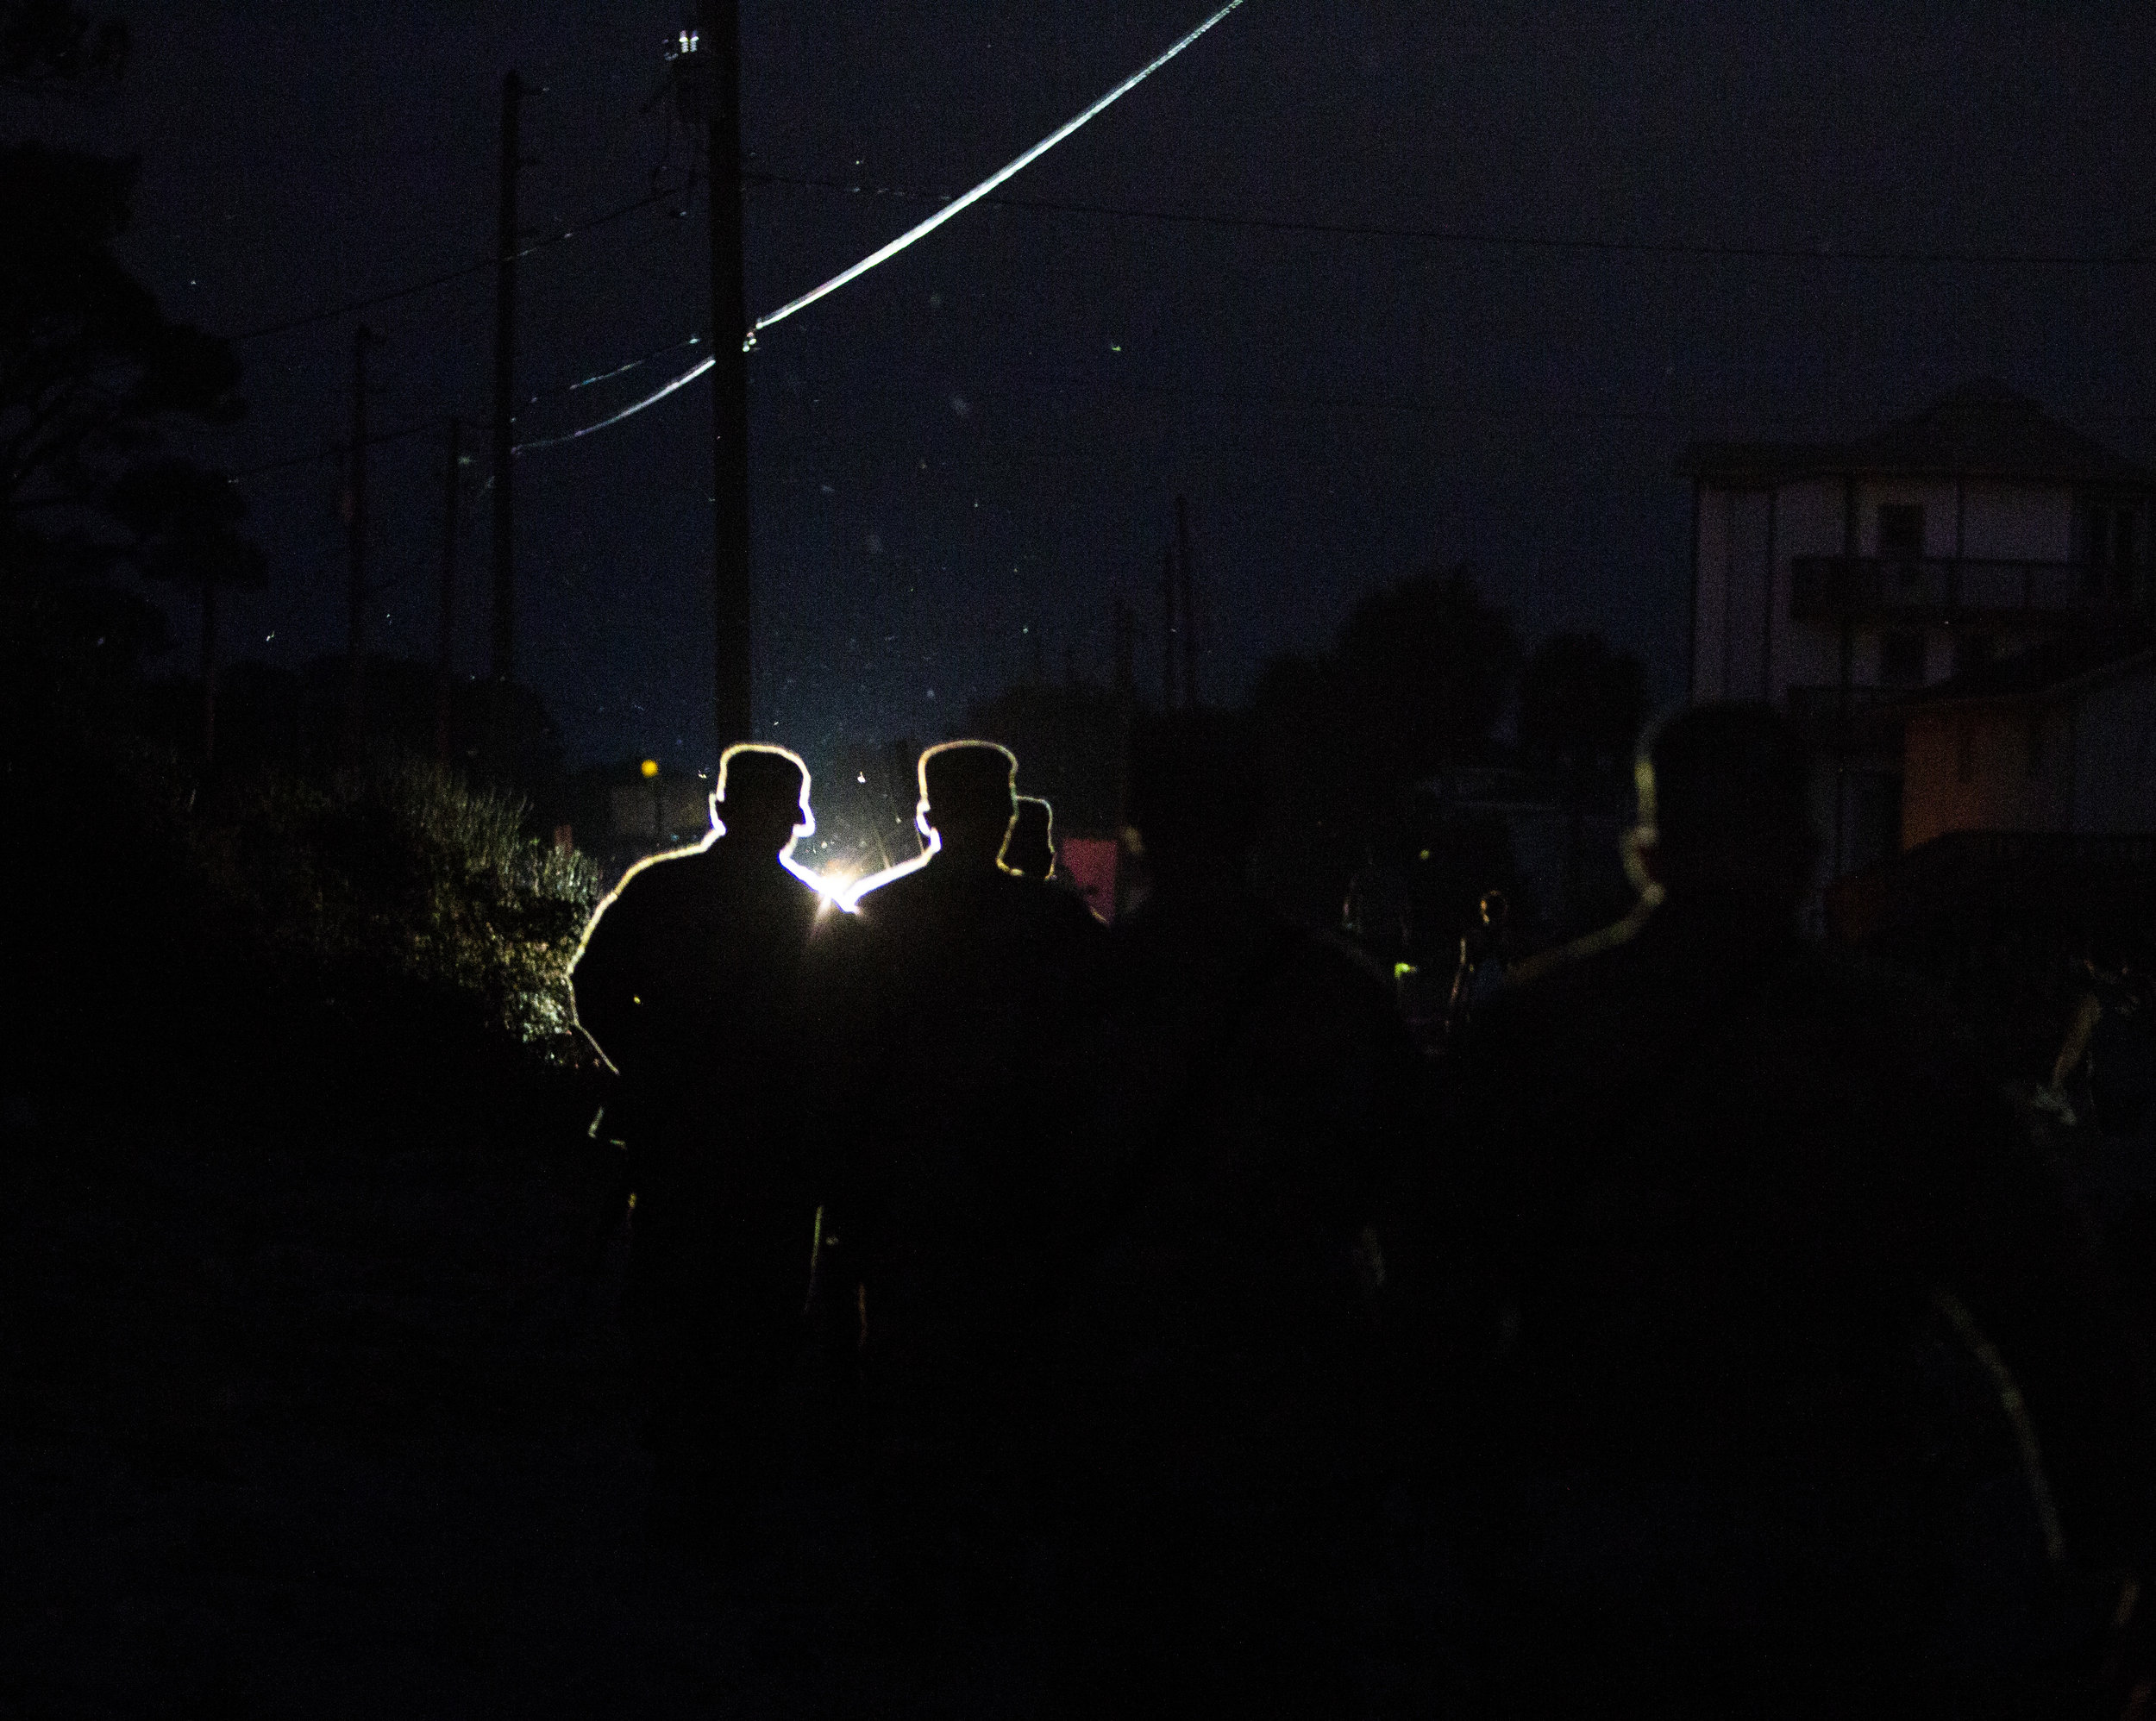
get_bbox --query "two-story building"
[1683,380,2153,878]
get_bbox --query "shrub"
[183,756,602,1053]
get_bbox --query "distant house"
[1898,638,2156,849]
[1683,381,2153,878]
[1814,569,2156,964]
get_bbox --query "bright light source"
[640,759,659,779]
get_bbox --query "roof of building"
[1681,379,2154,488]
[1893,626,2156,713]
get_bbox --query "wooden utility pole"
[199,578,218,764]
[701,0,753,748]
[344,322,376,755]
[491,69,521,683]
[1175,493,1198,709]
[1159,543,1179,709]
[437,415,461,764]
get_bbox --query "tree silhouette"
[1252,560,1520,923]
[1518,628,1645,883]
[2,135,251,731]
[2,143,246,586]
[1,0,127,95]
[1336,561,1520,788]
[1518,629,1645,785]
[110,460,266,760]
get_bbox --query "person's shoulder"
[609,840,712,898]
[849,856,933,916]
[1446,904,1660,1074]
[1499,901,1653,1002]
[1010,872,1106,936]
[585,842,708,928]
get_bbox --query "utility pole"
[1175,493,1198,710]
[701,0,753,747]
[437,415,461,764]
[199,577,218,765]
[344,322,376,756]
[1158,543,1179,710]
[491,69,521,683]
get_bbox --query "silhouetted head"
[1125,710,1264,895]
[918,741,1018,863]
[1628,704,1814,923]
[1002,795,1056,879]
[1479,889,1510,933]
[714,743,812,860]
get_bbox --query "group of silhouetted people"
[570,705,2156,1715]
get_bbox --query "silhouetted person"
[1040,710,1418,1715]
[1000,793,1056,881]
[835,741,1102,1653]
[1395,704,2154,1713]
[1445,886,1514,1042]
[570,744,835,1551]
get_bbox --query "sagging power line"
[744,0,1251,347]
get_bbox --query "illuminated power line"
[750,169,2155,271]
[548,332,704,398]
[223,335,711,478]
[745,0,1251,347]
[511,355,716,453]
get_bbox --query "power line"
[220,355,2156,485]
[225,182,691,343]
[223,334,710,479]
[226,416,448,481]
[749,169,2154,270]
[511,355,714,453]
[764,368,2156,438]
[746,0,1250,346]
[527,332,705,405]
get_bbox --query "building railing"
[1789,555,2134,622]
[1783,684,1906,722]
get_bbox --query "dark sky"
[20,0,2156,775]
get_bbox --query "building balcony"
[1788,556,2139,623]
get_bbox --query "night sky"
[22,0,2156,776]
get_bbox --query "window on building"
[1877,503,1925,563]
[1879,630,1927,687]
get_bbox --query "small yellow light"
[639,759,659,779]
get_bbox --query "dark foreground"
[0,1064,952,1719]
